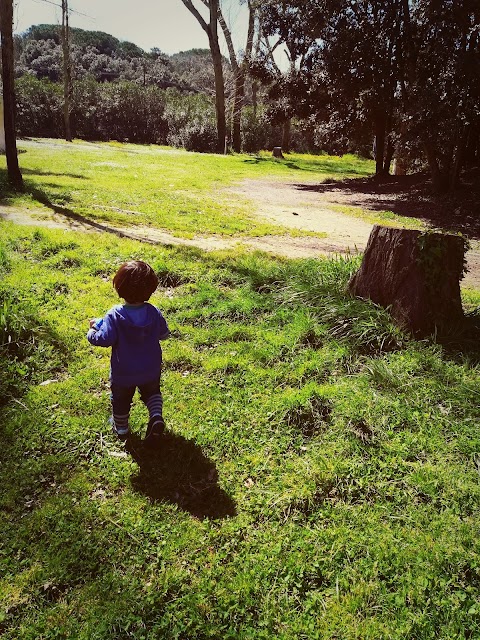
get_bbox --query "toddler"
[87,260,170,446]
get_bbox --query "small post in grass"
[273,146,284,159]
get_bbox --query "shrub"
[241,107,269,152]
[165,90,217,152]
[16,75,63,137]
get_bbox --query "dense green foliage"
[15,26,239,151]
[256,0,480,184]
[13,3,480,173]
[9,20,341,154]
[16,73,313,151]
[16,25,187,88]
[16,77,213,146]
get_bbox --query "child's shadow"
[126,432,236,520]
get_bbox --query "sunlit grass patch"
[3,139,375,240]
[1,220,479,639]
[330,203,428,230]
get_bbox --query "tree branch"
[180,0,209,34]
[260,32,281,75]
[217,5,239,70]
[245,0,255,62]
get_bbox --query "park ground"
[1,139,480,639]
[2,139,480,289]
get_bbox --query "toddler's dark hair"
[113,260,158,303]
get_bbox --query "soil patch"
[228,178,373,247]
[296,170,480,238]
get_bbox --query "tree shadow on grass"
[126,432,236,520]
[242,155,366,174]
[11,178,164,245]
[21,167,87,180]
[0,170,154,244]
[435,312,480,366]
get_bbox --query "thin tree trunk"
[282,119,291,153]
[252,80,258,119]
[383,137,395,174]
[252,11,262,120]
[232,71,244,152]
[464,124,479,166]
[449,128,468,192]
[0,0,23,188]
[374,115,386,176]
[217,0,255,152]
[208,0,226,153]
[61,0,72,141]
[180,0,226,154]
[423,139,445,193]
[216,4,238,151]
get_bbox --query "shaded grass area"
[2,140,374,238]
[1,222,480,639]
[297,171,480,239]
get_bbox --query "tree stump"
[348,225,467,336]
[272,146,284,158]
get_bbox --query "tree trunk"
[282,119,291,153]
[0,0,23,189]
[208,0,226,153]
[180,0,226,154]
[464,124,479,166]
[449,127,468,192]
[252,80,258,119]
[349,225,466,336]
[374,115,386,176]
[423,139,446,193]
[218,0,255,153]
[61,0,72,142]
[232,70,244,153]
[383,136,395,174]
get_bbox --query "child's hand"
[89,319,97,329]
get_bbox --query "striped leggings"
[110,379,163,435]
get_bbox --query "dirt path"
[1,176,479,289]
[229,178,373,248]
[229,178,480,290]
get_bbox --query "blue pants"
[110,378,163,433]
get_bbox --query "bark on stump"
[272,146,284,158]
[348,225,466,336]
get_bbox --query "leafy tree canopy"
[21,24,141,58]
[15,25,226,93]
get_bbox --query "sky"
[14,0,250,57]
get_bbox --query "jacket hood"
[112,303,157,342]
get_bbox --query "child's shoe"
[109,416,130,442]
[144,416,165,447]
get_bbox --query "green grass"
[1,220,479,639]
[330,204,427,230]
[5,140,375,238]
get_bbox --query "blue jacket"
[87,303,169,386]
